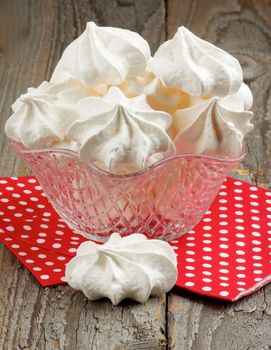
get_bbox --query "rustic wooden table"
[1,1,271,349]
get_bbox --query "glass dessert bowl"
[12,142,245,242]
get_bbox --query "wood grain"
[167,1,271,349]
[0,0,167,349]
[1,0,271,349]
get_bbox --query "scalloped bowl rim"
[12,142,246,179]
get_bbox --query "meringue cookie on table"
[149,26,243,97]
[5,81,84,149]
[173,86,254,157]
[67,86,175,174]
[53,21,150,87]
[65,233,178,305]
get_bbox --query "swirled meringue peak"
[173,88,253,157]
[65,233,178,305]
[149,26,243,97]
[67,87,175,174]
[5,80,85,148]
[53,21,150,87]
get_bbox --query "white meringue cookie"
[65,233,178,305]
[218,83,253,112]
[67,87,175,173]
[173,92,253,157]
[149,26,243,97]
[53,21,150,87]
[5,81,84,149]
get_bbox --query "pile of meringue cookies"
[5,22,254,175]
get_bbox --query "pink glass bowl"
[12,142,245,242]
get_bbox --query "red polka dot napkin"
[0,176,271,301]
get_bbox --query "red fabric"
[0,176,271,301]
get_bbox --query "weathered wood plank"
[0,0,167,349]
[167,0,271,349]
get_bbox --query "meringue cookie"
[173,92,253,157]
[149,26,243,97]
[5,81,84,148]
[65,233,178,305]
[67,87,175,173]
[53,21,150,87]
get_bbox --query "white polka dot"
[254,278,262,282]
[237,281,246,286]
[185,281,195,287]
[236,233,245,238]
[252,224,261,229]
[219,276,229,281]
[202,271,212,276]
[30,246,39,251]
[202,278,212,283]
[219,252,229,258]
[6,226,14,232]
[21,234,29,239]
[43,212,51,217]
[26,208,34,213]
[56,230,64,235]
[253,263,262,267]
[18,252,27,256]
[3,219,11,222]
[53,268,62,273]
[234,181,242,186]
[250,202,259,207]
[235,218,244,223]
[235,211,244,216]
[219,214,228,219]
[17,183,25,187]
[45,261,54,266]
[202,286,212,291]
[36,239,45,244]
[186,243,195,247]
[35,185,42,190]
[23,225,32,231]
[251,209,259,214]
[38,254,47,259]
[40,274,49,280]
[52,243,62,249]
[250,194,258,199]
[253,248,262,253]
[0,180,7,184]
[14,213,23,217]
[237,274,246,278]
[23,190,32,194]
[202,256,212,260]
[220,291,229,297]
[253,255,262,260]
[219,191,227,196]
[203,240,212,244]
[236,266,246,271]
[203,247,212,252]
[220,283,229,287]
[234,188,243,193]
[236,241,245,247]
[202,263,212,268]
[60,276,67,282]
[28,179,36,183]
[235,204,243,209]
[219,229,228,234]
[252,240,261,245]
[219,207,227,211]
[57,256,66,261]
[203,225,212,231]
[219,261,229,266]
[11,244,20,249]
[30,197,39,202]
[236,250,245,255]
[37,204,45,209]
[253,270,263,274]
[68,248,77,253]
[1,198,9,203]
[25,259,34,264]
[219,199,227,204]
[249,186,258,191]
[185,273,195,277]
[220,237,228,241]
[219,244,229,249]
[219,269,229,274]
[203,233,212,238]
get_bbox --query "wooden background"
[0,0,271,349]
